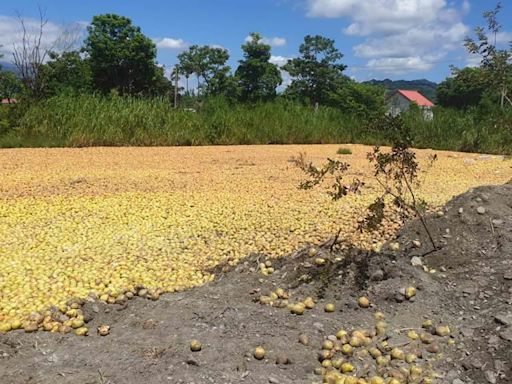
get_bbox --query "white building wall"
[387,94,411,117]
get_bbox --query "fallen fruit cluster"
[258,287,319,315]
[0,298,92,336]
[259,260,276,275]
[312,312,454,384]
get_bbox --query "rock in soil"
[495,313,512,326]
[411,256,423,267]
[499,328,512,342]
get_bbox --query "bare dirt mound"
[1,184,511,384]
[397,182,512,269]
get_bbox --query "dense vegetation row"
[0,5,511,154]
[2,95,510,154]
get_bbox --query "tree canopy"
[283,35,346,106]
[331,79,385,117]
[436,67,488,109]
[40,51,92,96]
[178,45,235,97]
[235,33,282,102]
[83,14,159,95]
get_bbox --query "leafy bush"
[337,147,352,155]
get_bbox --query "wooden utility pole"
[174,65,179,109]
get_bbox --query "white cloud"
[270,55,292,67]
[465,54,481,68]
[495,31,512,45]
[307,0,357,18]
[306,0,470,75]
[269,55,293,90]
[76,21,90,29]
[245,35,287,47]
[280,73,292,89]
[265,37,287,47]
[366,56,436,74]
[308,0,447,28]
[0,15,84,60]
[354,22,467,59]
[155,37,188,50]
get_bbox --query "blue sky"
[0,0,511,82]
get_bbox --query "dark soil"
[1,183,511,384]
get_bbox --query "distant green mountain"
[364,79,438,102]
[0,61,19,74]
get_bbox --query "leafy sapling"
[290,152,363,201]
[293,114,438,252]
[365,115,438,250]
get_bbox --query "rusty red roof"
[1,98,17,104]
[396,90,434,107]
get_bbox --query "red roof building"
[387,90,434,120]
[1,98,17,105]
[395,90,434,107]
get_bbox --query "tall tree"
[283,35,346,106]
[178,45,234,96]
[464,2,512,109]
[178,45,202,92]
[83,14,159,95]
[235,33,282,102]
